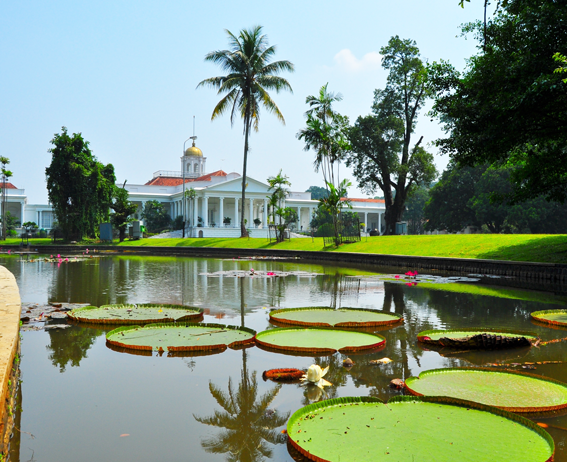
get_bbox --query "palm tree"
[297,84,349,188]
[198,26,294,237]
[194,351,289,462]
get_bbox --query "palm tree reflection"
[194,350,289,462]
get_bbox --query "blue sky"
[1,0,487,203]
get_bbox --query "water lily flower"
[300,364,332,390]
[394,275,400,279]
[375,357,392,364]
[86,249,89,253]
[57,254,60,258]
[50,255,53,258]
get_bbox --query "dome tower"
[181,137,206,178]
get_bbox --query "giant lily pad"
[417,328,538,349]
[269,307,402,328]
[287,396,554,462]
[404,368,567,413]
[106,322,255,353]
[255,328,385,355]
[531,309,567,327]
[68,304,203,325]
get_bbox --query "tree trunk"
[241,109,250,238]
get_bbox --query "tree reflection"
[46,325,100,372]
[194,350,289,462]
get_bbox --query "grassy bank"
[6,234,567,264]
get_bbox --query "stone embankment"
[0,266,20,454]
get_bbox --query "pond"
[4,255,567,462]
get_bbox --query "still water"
[4,255,567,462]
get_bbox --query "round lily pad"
[417,328,538,349]
[106,322,255,353]
[287,396,554,462]
[269,307,402,328]
[68,304,203,325]
[255,328,385,355]
[404,368,567,413]
[531,309,567,327]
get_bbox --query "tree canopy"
[110,183,138,242]
[347,36,437,235]
[141,200,171,233]
[46,127,116,240]
[430,0,567,202]
[306,186,330,200]
[198,26,294,237]
[424,163,567,233]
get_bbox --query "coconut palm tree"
[297,84,349,189]
[198,26,294,237]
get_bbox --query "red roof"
[1,182,17,189]
[145,170,228,186]
[342,197,385,203]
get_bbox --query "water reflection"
[5,256,567,462]
[194,350,289,462]
[46,325,99,373]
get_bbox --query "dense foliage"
[306,185,330,200]
[430,0,567,202]
[141,200,172,233]
[347,36,437,235]
[424,164,567,233]
[110,185,138,242]
[46,127,116,240]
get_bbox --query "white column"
[20,202,25,225]
[364,212,368,232]
[203,196,209,227]
[309,207,314,229]
[219,197,224,227]
[193,197,198,227]
[263,199,268,228]
[234,198,239,228]
[378,213,382,235]
[249,198,253,228]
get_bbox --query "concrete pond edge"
[0,266,21,456]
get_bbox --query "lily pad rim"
[417,327,539,341]
[255,326,386,355]
[68,303,204,325]
[106,322,257,352]
[270,306,404,327]
[269,307,403,328]
[531,309,567,326]
[287,395,554,462]
[404,367,567,413]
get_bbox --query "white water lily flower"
[300,364,332,390]
[376,357,392,364]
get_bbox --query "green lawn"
[7,234,567,264]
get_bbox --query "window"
[194,164,199,173]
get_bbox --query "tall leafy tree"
[430,0,567,202]
[297,84,350,188]
[402,186,430,234]
[141,200,171,233]
[110,182,138,242]
[198,26,294,237]
[46,127,116,240]
[348,36,437,235]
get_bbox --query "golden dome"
[185,141,203,157]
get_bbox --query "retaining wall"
[0,267,20,453]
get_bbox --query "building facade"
[9,141,386,237]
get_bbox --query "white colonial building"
[9,140,387,237]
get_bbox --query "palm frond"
[211,89,239,122]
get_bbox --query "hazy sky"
[1,0,488,204]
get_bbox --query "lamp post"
[182,136,192,238]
